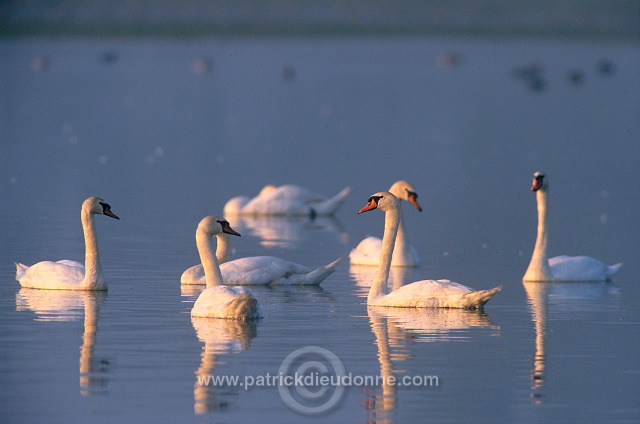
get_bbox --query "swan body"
[350,181,422,266]
[189,217,261,320]
[523,172,622,282]
[182,246,341,286]
[359,192,501,309]
[15,197,119,291]
[223,184,351,217]
[222,256,341,286]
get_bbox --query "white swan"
[181,219,341,286]
[15,196,119,291]
[350,181,422,266]
[358,192,501,309]
[523,172,623,282]
[190,216,261,320]
[223,184,351,217]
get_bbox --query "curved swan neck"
[394,205,410,254]
[216,233,231,264]
[81,206,102,286]
[370,204,400,301]
[196,229,224,287]
[524,188,553,280]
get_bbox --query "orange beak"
[358,199,378,214]
[531,177,543,191]
[408,195,422,212]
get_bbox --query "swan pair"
[181,218,341,287]
[187,216,340,319]
[223,184,351,217]
[523,172,622,282]
[350,181,422,267]
[358,192,501,309]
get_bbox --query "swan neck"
[524,189,552,280]
[370,205,400,301]
[81,207,102,286]
[196,229,224,287]
[393,205,409,255]
[216,234,231,264]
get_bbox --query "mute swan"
[223,184,351,217]
[190,217,261,320]
[15,197,119,291]
[523,172,623,282]
[181,218,341,286]
[350,181,422,266]
[358,192,501,309]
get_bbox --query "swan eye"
[368,195,382,204]
[406,189,417,199]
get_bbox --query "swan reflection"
[192,317,258,415]
[224,214,347,248]
[16,288,108,396]
[523,280,619,404]
[365,306,499,423]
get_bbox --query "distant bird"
[223,184,351,217]
[192,56,213,75]
[30,56,50,71]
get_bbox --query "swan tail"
[294,258,341,285]
[15,262,28,281]
[462,285,502,309]
[225,292,262,320]
[606,263,623,279]
[310,187,351,216]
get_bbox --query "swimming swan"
[190,216,261,320]
[15,196,119,291]
[350,180,422,266]
[358,192,501,309]
[523,172,622,282]
[223,184,351,217]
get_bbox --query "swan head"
[389,180,422,211]
[198,216,241,237]
[358,191,399,214]
[531,172,548,192]
[83,196,119,219]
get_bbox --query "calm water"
[1,36,639,423]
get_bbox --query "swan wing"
[549,255,617,281]
[221,256,311,285]
[307,187,351,216]
[349,236,383,265]
[270,257,341,286]
[181,263,206,285]
[375,280,500,309]
[17,260,85,289]
[223,196,251,215]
